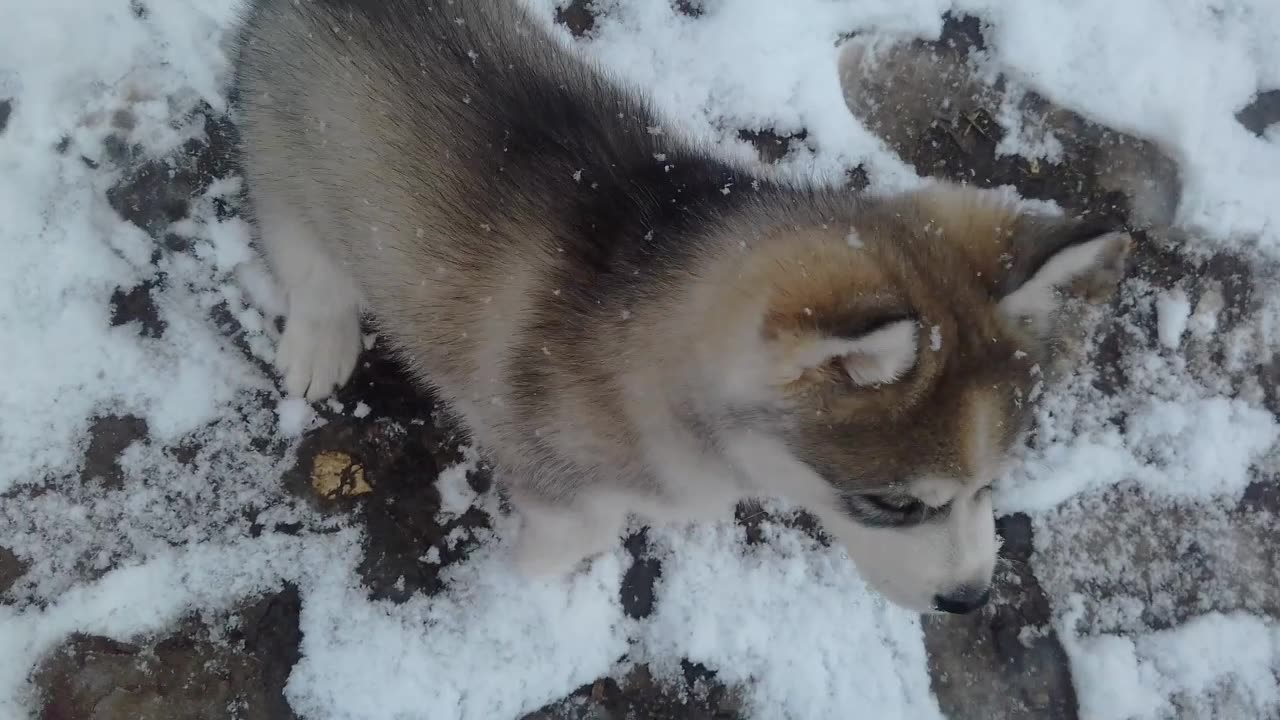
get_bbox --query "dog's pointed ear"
[778,318,919,387]
[999,222,1131,334]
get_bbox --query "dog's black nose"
[933,587,991,615]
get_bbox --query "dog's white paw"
[513,512,590,578]
[510,501,623,580]
[276,300,362,402]
[513,539,591,579]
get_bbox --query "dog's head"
[712,183,1129,613]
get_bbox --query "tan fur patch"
[959,388,1004,484]
[750,226,902,341]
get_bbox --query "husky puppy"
[234,0,1129,614]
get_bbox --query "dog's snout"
[933,587,990,615]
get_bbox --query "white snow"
[999,391,1276,512]
[436,446,482,519]
[955,0,1280,251]
[1,0,1278,719]
[1063,600,1280,720]
[277,397,318,437]
[1155,289,1191,350]
[639,520,942,720]
[286,531,632,720]
[0,532,361,718]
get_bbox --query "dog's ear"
[998,221,1131,335]
[774,317,919,388]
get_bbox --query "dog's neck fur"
[609,199,848,503]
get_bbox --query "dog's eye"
[842,492,936,528]
[864,493,924,514]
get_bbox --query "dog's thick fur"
[233,0,1129,613]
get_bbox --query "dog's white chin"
[820,512,996,615]
[862,579,938,614]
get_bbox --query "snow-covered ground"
[2,1,1279,718]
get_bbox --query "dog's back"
[235,0,746,462]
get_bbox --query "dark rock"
[1259,355,1280,418]
[106,107,237,238]
[231,585,304,720]
[101,133,142,166]
[673,0,704,18]
[35,589,303,720]
[737,128,808,164]
[846,164,871,191]
[1241,476,1280,516]
[161,232,192,253]
[0,546,27,597]
[620,529,661,619]
[734,502,827,547]
[1202,250,1257,329]
[554,0,595,38]
[937,12,986,52]
[1040,493,1280,635]
[79,415,149,489]
[106,158,195,236]
[525,663,744,720]
[0,98,11,135]
[109,280,165,339]
[839,12,1177,229]
[1236,89,1280,137]
[996,513,1034,562]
